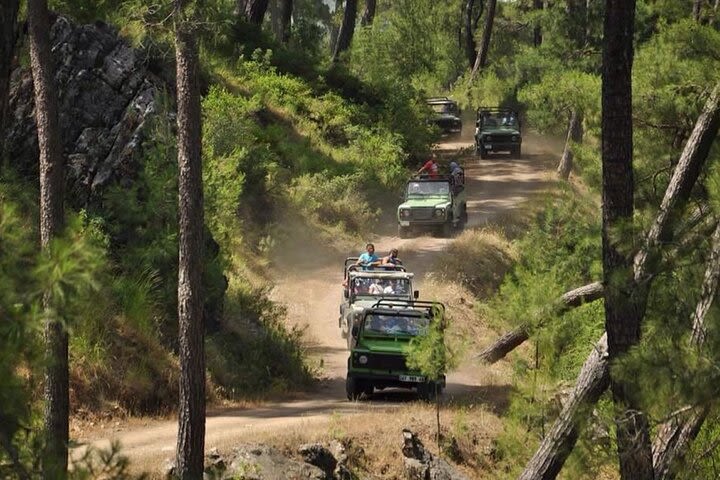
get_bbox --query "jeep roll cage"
[426,96,454,104]
[370,299,445,317]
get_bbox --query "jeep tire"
[346,374,362,401]
[479,146,488,159]
[398,225,410,239]
[513,145,522,158]
[440,220,453,238]
[417,382,439,402]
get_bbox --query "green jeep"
[346,300,446,401]
[475,107,522,158]
[397,175,467,238]
[340,259,418,349]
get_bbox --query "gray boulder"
[401,429,470,480]
[226,444,326,480]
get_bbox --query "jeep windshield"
[406,181,450,198]
[430,103,457,115]
[351,277,411,298]
[482,114,518,128]
[363,313,428,336]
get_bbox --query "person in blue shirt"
[357,243,380,267]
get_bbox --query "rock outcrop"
[5,14,162,205]
[401,429,470,480]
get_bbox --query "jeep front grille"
[487,134,515,143]
[410,207,434,220]
[353,352,407,371]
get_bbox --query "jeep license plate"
[486,144,493,150]
[400,221,410,226]
[399,375,425,383]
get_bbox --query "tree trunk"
[518,334,610,480]
[360,0,376,26]
[28,0,67,477]
[470,0,497,80]
[557,109,583,180]
[0,0,19,143]
[652,220,720,479]
[463,0,479,69]
[174,0,206,477]
[234,0,247,18]
[476,281,604,363]
[332,0,358,62]
[533,0,543,47]
[693,0,703,22]
[601,2,655,477]
[519,83,720,479]
[278,0,293,43]
[245,0,269,25]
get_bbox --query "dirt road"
[75,133,559,474]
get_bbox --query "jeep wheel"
[513,145,522,158]
[461,205,469,225]
[417,382,439,402]
[479,146,488,159]
[346,375,362,401]
[398,225,410,239]
[441,220,453,238]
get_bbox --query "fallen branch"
[475,281,604,364]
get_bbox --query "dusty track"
[74,132,559,474]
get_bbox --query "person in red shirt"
[417,155,439,177]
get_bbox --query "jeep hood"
[399,197,451,209]
[360,338,411,354]
[481,126,520,135]
[433,113,460,121]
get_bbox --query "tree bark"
[518,334,610,480]
[464,0,479,69]
[533,0,543,47]
[278,0,293,43]
[244,0,269,25]
[0,0,19,143]
[652,220,720,479]
[557,109,584,180]
[601,2,656,478]
[360,0,376,27]
[332,0,358,62]
[28,0,67,477]
[470,0,497,80]
[475,281,604,364]
[519,83,720,480]
[693,0,703,22]
[174,0,206,477]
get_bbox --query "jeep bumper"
[347,370,446,389]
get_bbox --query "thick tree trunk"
[0,0,19,142]
[278,0,293,43]
[557,110,584,180]
[518,335,610,480]
[245,0,269,25]
[476,281,604,363]
[174,0,206,477]
[332,0,358,62]
[464,0,479,69]
[652,220,720,479]
[519,83,720,480]
[28,0,67,477]
[601,2,656,478]
[360,0,376,26]
[533,0,543,47]
[470,0,497,80]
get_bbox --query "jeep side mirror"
[413,290,419,299]
[475,120,480,127]
[351,325,359,338]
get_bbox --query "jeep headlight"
[512,135,518,142]
[400,209,411,218]
[359,355,368,365]
[485,135,492,141]
[434,208,445,217]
